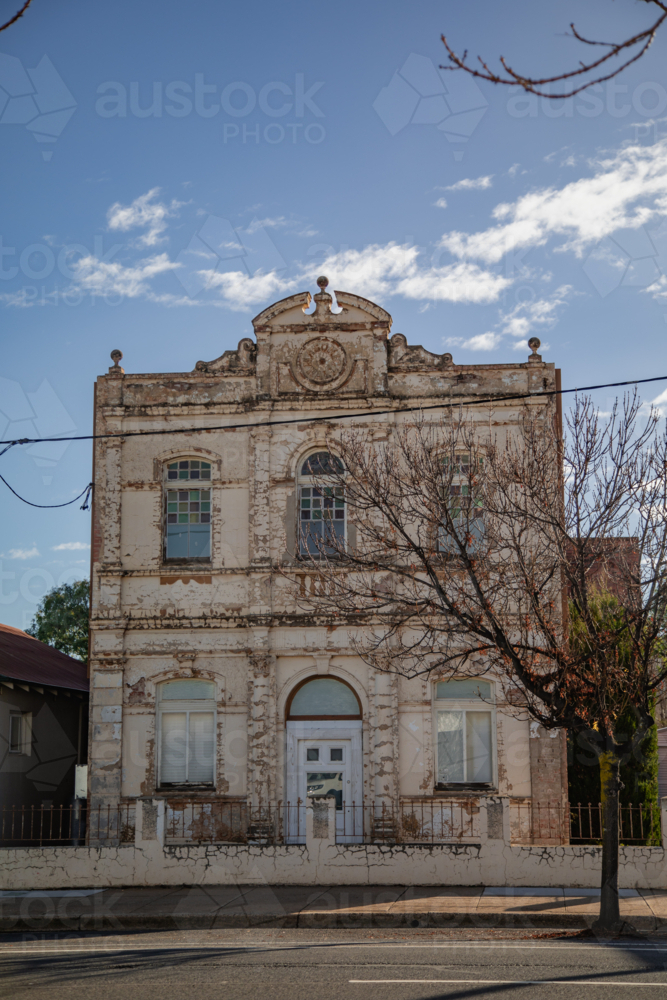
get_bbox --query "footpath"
[2,885,667,933]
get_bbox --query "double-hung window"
[164,459,211,560]
[8,712,31,755]
[158,680,216,786]
[434,679,494,787]
[438,453,484,553]
[298,451,346,556]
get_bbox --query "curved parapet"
[333,290,392,326]
[252,292,312,329]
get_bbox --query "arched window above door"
[287,677,362,720]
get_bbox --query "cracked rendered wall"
[3,842,667,890]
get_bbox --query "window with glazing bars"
[438,453,484,553]
[298,451,345,556]
[164,460,211,559]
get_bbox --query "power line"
[0,373,665,449]
[0,476,93,509]
[0,372,664,510]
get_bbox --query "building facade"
[88,281,567,845]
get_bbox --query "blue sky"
[2,0,667,629]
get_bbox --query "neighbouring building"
[88,279,567,846]
[0,622,88,843]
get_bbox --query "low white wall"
[4,797,666,891]
[2,841,667,891]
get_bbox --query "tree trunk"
[593,746,622,932]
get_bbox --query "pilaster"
[247,650,277,812]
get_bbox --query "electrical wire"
[0,371,665,511]
[0,372,665,449]
[0,475,93,509]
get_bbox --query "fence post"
[135,798,165,848]
[485,796,511,845]
[661,797,667,851]
[306,796,336,851]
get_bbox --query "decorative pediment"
[251,277,392,332]
[193,337,256,375]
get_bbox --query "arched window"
[298,451,345,556]
[158,680,216,787]
[164,459,211,560]
[286,677,361,720]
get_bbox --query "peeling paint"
[88,286,562,849]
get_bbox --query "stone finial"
[313,275,333,318]
[108,349,124,374]
[527,337,542,363]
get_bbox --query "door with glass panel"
[293,738,360,843]
[284,677,364,843]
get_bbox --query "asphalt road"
[2,930,667,999]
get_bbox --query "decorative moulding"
[193,338,257,375]
[388,333,454,371]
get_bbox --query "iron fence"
[165,800,250,844]
[510,800,567,844]
[0,803,135,846]
[570,801,661,845]
[510,800,662,845]
[398,797,480,843]
[4,798,659,848]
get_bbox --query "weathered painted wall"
[3,842,666,891]
[87,282,563,839]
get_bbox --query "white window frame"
[438,452,484,554]
[157,683,216,788]
[297,450,346,558]
[433,681,495,787]
[163,458,212,562]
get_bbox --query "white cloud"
[498,285,573,343]
[71,252,181,299]
[395,261,510,304]
[650,387,667,415]
[434,198,448,209]
[201,268,295,311]
[466,333,502,351]
[3,547,39,559]
[245,216,286,234]
[314,244,420,299]
[442,176,493,192]
[107,188,183,247]
[445,332,502,352]
[444,286,571,355]
[440,141,667,264]
[52,542,91,551]
[66,237,511,312]
[199,244,510,311]
[0,289,36,307]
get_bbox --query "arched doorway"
[285,676,363,843]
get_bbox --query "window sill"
[156,785,216,794]
[433,783,496,796]
[161,558,212,566]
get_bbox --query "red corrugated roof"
[0,622,88,691]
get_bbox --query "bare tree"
[295,392,667,931]
[1,0,34,33]
[442,1,667,99]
